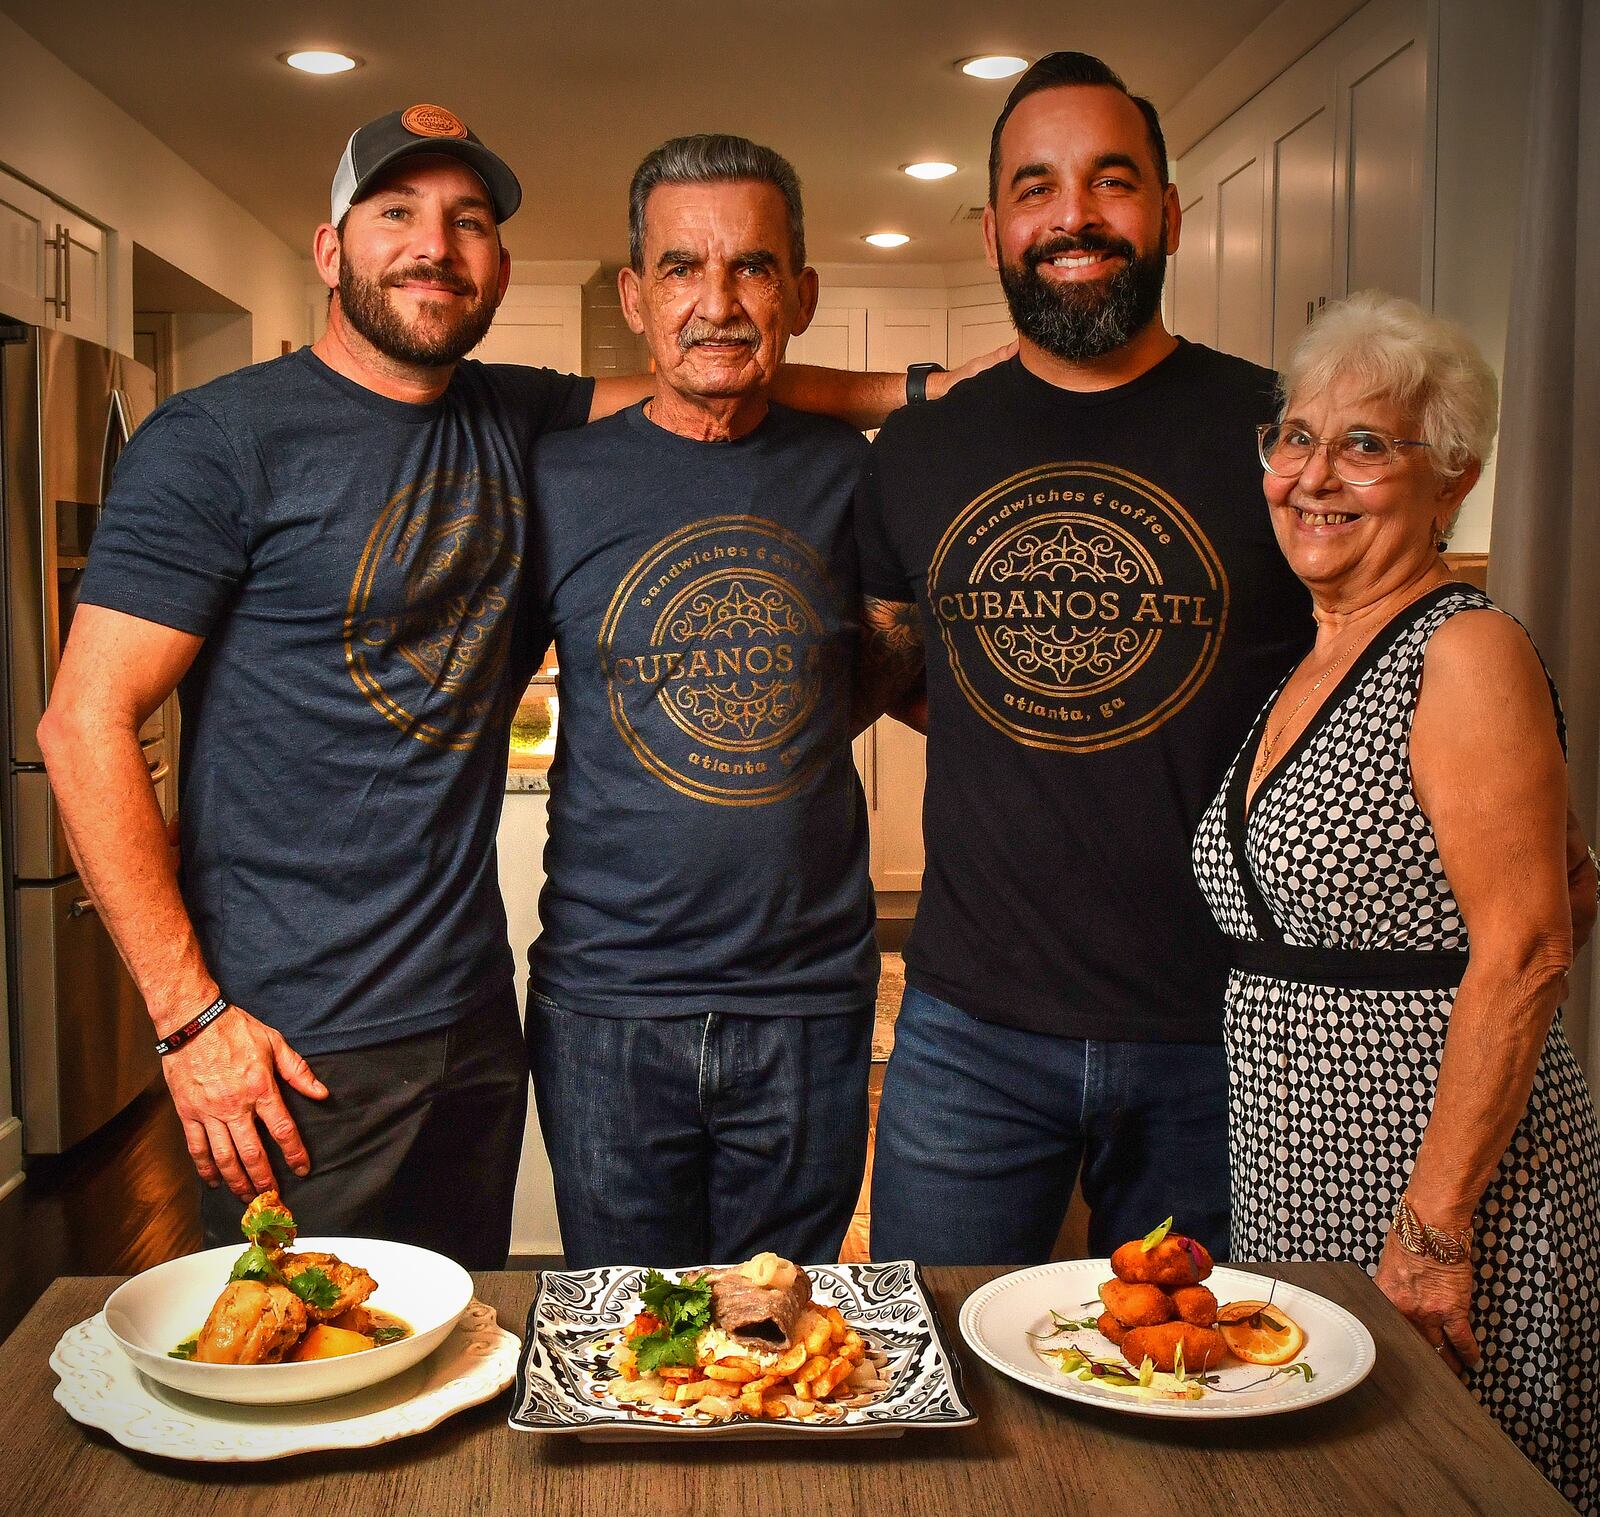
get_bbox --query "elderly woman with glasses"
[1191,291,1600,1511]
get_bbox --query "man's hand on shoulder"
[162,1006,328,1198]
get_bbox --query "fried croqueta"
[1120,1322,1229,1374]
[1110,1234,1214,1288]
[1170,1283,1219,1326]
[1098,1278,1177,1328]
[1096,1310,1129,1346]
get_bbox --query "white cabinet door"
[859,715,926,892]
[948,301,1015,366]
[1215,152,1269,367]
[1335,27,1431,305]
[473,311,579,371]
[0,168,51,325]
[1170,188,1218,349]
[786,306,866,371]
[1270,103,1336,370]
[50,209,108,346]
[866,306,947,370]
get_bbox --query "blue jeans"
[528,995,872,1269]
[870,986,1230,1265]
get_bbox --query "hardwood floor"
[0,1081,198,1345]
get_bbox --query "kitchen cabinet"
[469,284,583,374]
[0,166,108,344]
[1168,0,1430,370]
[948,297,1014,367]
[786,305,866,371]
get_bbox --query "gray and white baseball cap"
[329,103,522,226]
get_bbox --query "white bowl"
[103,1236,473,1405]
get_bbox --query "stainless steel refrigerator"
[0,317,171,1153]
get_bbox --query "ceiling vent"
[951,203,987,223]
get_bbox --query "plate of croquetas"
[957,1220,1375,1420]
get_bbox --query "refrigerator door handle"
[67,895,97,920]
[101,388,133,498]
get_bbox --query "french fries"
[609,1295,889,1423]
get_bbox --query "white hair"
[1278,291,1500,479]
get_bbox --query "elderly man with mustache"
[522,134,882,1267]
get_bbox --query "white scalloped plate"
[960,1262,1375,1421]
[50,1299,518,1461]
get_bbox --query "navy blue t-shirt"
[855,343,1313,1043]
[79,348,593,1055]
[527,402,876,1017]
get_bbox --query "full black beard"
[998,226,1168,362]
[337,259,497,368]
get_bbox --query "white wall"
[0,12,308,361]
[1429,0,1536,551]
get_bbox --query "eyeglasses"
[1256,424,1433,488]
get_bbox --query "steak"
[710,1265,813,1350]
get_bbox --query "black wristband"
[906,362,945,404]
[155,995,230,1057]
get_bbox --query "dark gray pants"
[199,989,527,1270]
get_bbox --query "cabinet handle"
[61,227,72,324]
[68,896,98,920]
[43,224,65,314]
[1306,300,1314,324]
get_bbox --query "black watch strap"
[906,362,945,404]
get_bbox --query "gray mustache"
[680,320,760,350]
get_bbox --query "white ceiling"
[1,0,1286,268]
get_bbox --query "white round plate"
[102,1236,471,1404]
[959,1261,1375,1420]
[50,1300,519,1460]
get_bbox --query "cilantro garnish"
[630,1270,713,1374]
[168,1336,198,1361]
[371,1323,407,1346]
[241,1204,296,1248]
[228,1244,280,1284]
[286,1266,341,1311]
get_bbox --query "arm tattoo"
[853,596,928,735]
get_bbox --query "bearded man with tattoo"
[852,53,1315,1264]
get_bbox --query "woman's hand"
[1374,1228,1481,1377]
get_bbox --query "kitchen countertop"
[0,1263,1573,1516]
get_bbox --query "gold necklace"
[1249,582,1442,785]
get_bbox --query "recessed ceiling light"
[281,50,361,75]
[959,55,1028,80]
[863,232,911,249]
[903,162,959,180]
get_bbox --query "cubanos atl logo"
[599,516,843,805]
[930,463,1229,752]
[344,468,522,751]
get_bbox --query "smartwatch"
[906,362,945,404]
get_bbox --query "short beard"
[337,257,497,368]
[999,225,1168,362]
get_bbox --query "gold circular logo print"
[929,463,1229,752]
[599,516,842,806]
[344,468,522,751]
[401,104,468,139]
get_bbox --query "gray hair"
[628,134,806,273]
[1279,291,1500,479]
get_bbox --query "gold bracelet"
[1391,1196,1473,1265]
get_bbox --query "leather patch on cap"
[401,104,468,139]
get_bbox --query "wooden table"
[0,1264,1572,1516]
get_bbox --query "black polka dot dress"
[1192,584,1600,1511]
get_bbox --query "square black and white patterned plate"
[508,1260,976,1439]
